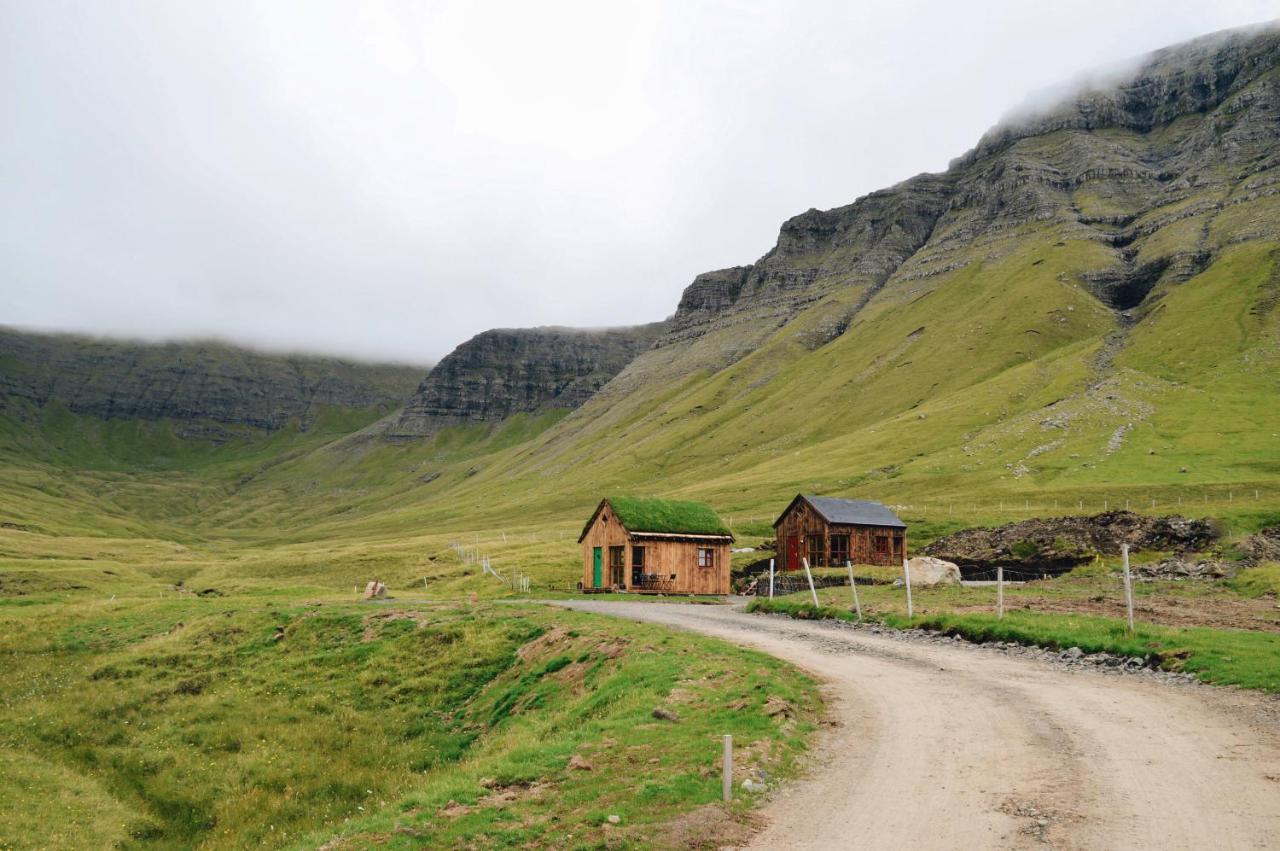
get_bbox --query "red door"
[785,536,800,571]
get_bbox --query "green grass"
[0,599,818,850]
[747,598,1280,692]
[600,496,732,537]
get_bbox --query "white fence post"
[722,734,733,801]
[903,557,914,619]
[801,557,819,607]
[996,565,1004,620]
[768,558,775,599]
[846,560,861,621]
[1122,544,1135,634]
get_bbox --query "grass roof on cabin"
[605,496,731,536]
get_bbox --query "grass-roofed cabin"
[774,494,906,570]
[578,497,735,595]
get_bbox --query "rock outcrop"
[0,327,424,431]
[387,324,666,437]
[638,21,1280,374]
[924,511,1218,572]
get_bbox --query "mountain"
[369,20,1280,526]
[0,326,425,433]
[387,324,666,438]
[2,22,1279,547]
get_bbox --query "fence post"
[722,734,733,801]
[996,565,1004,620]
[846,560,862,620]
[768,558,775,599]
[1122,544,1135,635]
[903,557,914,619]
[801,558,819,608]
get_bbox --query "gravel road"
[554,600,1280,850]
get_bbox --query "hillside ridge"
[0,326,425,431]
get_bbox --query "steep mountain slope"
[387,324,665,437]
[305,21,1280,531]
[0,326,425,432]
[2,23,1279,550]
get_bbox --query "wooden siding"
[774,499,905,569]
[580,507,731,594]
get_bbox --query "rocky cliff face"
[387,324,666,437]
[647,23,1280,355]
[0,327,425,431]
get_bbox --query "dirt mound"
[924,511,1217,574]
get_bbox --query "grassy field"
[2,163,1279,847]
[746,555,1280,693]
[0,596,818,850]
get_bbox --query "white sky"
[2,1,1276,364]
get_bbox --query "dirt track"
[556,600,1280,850]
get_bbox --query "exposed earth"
[557,600,1280,850]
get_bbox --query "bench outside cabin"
[773,494,907,570]
[578,496,734,595]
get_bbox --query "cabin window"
[609,546,625,586]
[697,547,715,568]
[807,536,825,567]
[631,546,645,568]
[830,534,850,565]
[874,536,889,556]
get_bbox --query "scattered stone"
[362,581,387,600]
[567,755,593,771]
[1133,557,1238,581]
[606,815,621,825]
[742,779,768,793]
[1061,646,1084,660]
[652,707,680,722]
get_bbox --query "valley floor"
[559,600,1280,850]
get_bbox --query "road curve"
[554,600,1280,850]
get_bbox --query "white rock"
[903,557,962,587]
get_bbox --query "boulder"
[903,557,961,587]
[363,581,387,599]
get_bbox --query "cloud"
[1,0,1276,362]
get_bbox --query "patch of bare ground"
[956,593,1280,632]
[649,803,759,849]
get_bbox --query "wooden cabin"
[578,496,734,595]
[773,494,906,570]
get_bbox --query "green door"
[592,547,603,587]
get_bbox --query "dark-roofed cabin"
[578,497,735,595]
[773,495,906,570]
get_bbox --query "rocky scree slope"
[387,324,666,437]
[0,327,424,432]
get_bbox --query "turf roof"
[602,496,732,537]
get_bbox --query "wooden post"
[846,560,862,620]
[1122,544,1135,634]
[801,558,819,607]
[722,734,733,801]
[768,558,775,599]
[996,565,1004,620]
[903,557,913,619]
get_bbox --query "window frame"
[830,533,850,565]
[697,547,715,568]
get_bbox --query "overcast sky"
[2,1,1276,364]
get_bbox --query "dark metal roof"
[779,495,907,528]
